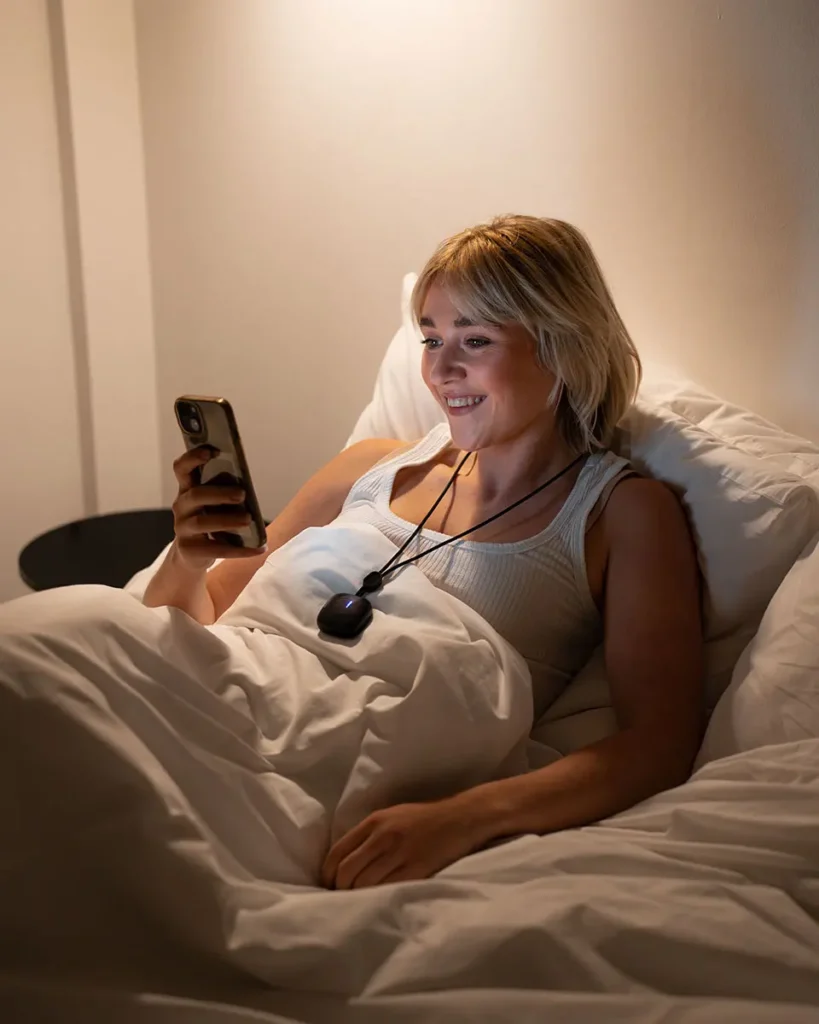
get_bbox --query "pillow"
[695,531,819,767]
[638,372,819,482]
[346,273,442,446]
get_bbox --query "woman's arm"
[141,542,220,623]
[323,477,704,888]
[143,438,403,624]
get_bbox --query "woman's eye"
[421,336,490,350]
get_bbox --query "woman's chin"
[446,418,492,452]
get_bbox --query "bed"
[2,274,819,1023]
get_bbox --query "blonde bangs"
[411,232,544,333]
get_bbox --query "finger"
[178,539,267,561]
[173,445,218,491]
[348,849,405,890]
[333,831,396,891]
[176,509,254,539]
[176,485,246,516]
[321,817,378,888]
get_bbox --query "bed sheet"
[3,977,819,1024]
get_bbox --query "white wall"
[133,0,819,524]
[0,0,84,602]
[3,0,816,603]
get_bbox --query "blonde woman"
[147,215,703,890]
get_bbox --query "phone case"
[174,395,267,549]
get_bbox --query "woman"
[145,215,703,890]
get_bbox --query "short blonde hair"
[411,215,641,453]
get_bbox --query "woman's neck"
[465,426,578,505]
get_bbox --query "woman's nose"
[428,348,465,384]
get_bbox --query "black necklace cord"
[358,451,586,596]
[356,450,473,597]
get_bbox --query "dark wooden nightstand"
[18,509,176,591]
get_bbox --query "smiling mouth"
[444,395,486,409]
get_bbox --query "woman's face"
[419,281,557,452]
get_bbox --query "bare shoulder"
[335,437,408,473]
[321,437,409,492]
[606,471,687,520]
[287,436,410,517]
[601,475,698,570]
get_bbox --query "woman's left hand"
[321,798,489,890]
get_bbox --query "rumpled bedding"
[2,520,818,1020]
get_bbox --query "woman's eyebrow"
[418,315,479,328]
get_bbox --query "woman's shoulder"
[601,473,692,551]
[341,436,408,468]
[339,423,450,476]
[329,430,432,489]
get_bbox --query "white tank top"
[337,424,632,718]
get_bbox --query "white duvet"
[2,521,819,1022]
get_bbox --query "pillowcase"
[695,532,819,767]
[638,372,819,482]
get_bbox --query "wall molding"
[47,0,161,514]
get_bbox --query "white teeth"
[446,396,486,408]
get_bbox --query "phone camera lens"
[177,400,203,435]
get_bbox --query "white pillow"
[695,532,819,767]
[346,273,442,446]
[638,372,819,482]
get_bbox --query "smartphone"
[174,395,267,550]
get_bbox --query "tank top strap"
[560,450,634,529]
[585,465,642,534]
[556,449,632,593]
[342,424,452,513]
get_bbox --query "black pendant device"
[316,452,584,641]
[317,572,383,639]
[316,594,373,639]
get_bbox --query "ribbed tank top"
[337,424,631,718]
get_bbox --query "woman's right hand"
[171,445,266,571]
